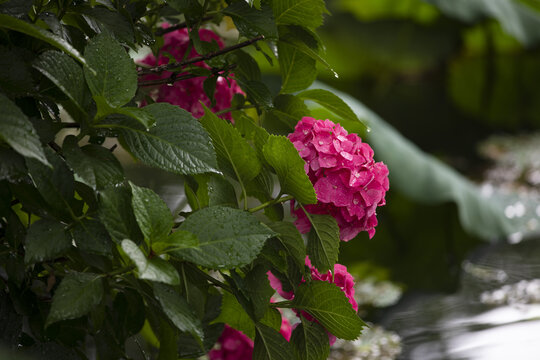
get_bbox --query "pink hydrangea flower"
[288,117,389,240]
[209,317,292,359]
[267,256,358,345]
[139,26,243,121]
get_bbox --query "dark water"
[382,240,540,360]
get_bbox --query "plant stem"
[106,265,136,278]
[138,35,264,75]
[154,16,214,36]
[214,104,256,116]
[248,195,294,213]
[269,300,294,308]
[138,64,236,87]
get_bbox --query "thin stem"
[269,300,294,308]
[105,265,136,278]
[214,104,256,116]
[138,64,236,87]
[248,195,294,213]
[154,16,214,36]
[138,35,264,75]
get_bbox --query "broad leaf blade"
[33,50,89,112]
[278,41,317,94]
[263,135,317,204]
[213,291,255,339]
[24,219,71,264]
[121,239,180,285]
[98,186,143,243]
[118,103,218,175]
[71,219,113,257]
[84,33,136,108]
[0,93,49,166]
[292,281,365,340]
[223,2,278,39]
[130,182,173,243]
[268,221,306,270]
[46,272,104,327]
[305,214,340,273]
[175,206,275,269]
[114,107,156,130]
[63,135,124,191]
[152,230,199,255]
[290,319,329,360]
[272,0,328,29]
[200,106,261,184]
[253,323,294,360]
[153,283,204,342]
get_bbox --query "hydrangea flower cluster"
[208,318,292,360]
[267,256,358,345]
[139,26,243,121]
[288,117,389,241]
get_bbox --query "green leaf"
[268,221,306,270]
[98,186,143,243]
[0,45,35,96]
[121,239,180,285]
[176,206,275,269]
[278,41,317,94]
[71,219,113,257]
[305,214,340,273]
[263,135,317,204]
[213,291,256,339]
[152,230,199,255]
[272,0,328,28]
[81,6,135,46]
[113,107,156,130]
[200,106,261,184]
[46,272,104,327]
[63,135,124,191]
[117,103,218,175]
[0,148,27,182]
[153,283,204,342]
[278,25,330,69]
[232,50,262,82]
[0,93,49,166]
[0,14,87,66]
[292,281,365,340]
[223,2,278,39]
[24,219,71,264]
[84,33,136,108]
[130,182,173,244]
[33,50,90,112]
[253,323,294,360]
[297,89,366,129]
[26,148,75,220]
[290,319,329,360]
[236,79,273,108]
[244,265,275,320]
[264,94,309,134]
[204,174,238,208]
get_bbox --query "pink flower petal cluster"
[288,117,389,240]
[139,26,243,121]
[267,256,358,345]
[208,318,292,360]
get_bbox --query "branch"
[138,64,237,87]
[138,35,264,75]
[154,16,214,36]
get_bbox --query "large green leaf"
[278,41,317,94]
[223,2,278,38]
[213,291,256,339]
[153,283,203,342]
[98,186,142,243]
[71,219,113,257]
[268,221,306,270]
[117,103,218,175]
[272,0,328,28]
[263,94,309,134]
[305,214,340,273]
[297,89,366,130]
[33,50,89,112]
[290,319,329,360]
[263,135,317,204]
[0,93,49,166]
[426,0,540,46]
[63,135,124,191]
[0,14,86,66]
[130,182,173,243]
[121,239,180,285]
[151,230,199,255]
[83,33,136,108]
[253,323,294,360]
[46,272,104,327]
[278,25,330,69]
[175,206,275,269]
[81,7,135,46]
[24,219,71,264]
[313,82,517,240]
[292,281,364,340]
[200,106,261,184]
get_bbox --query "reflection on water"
[383,240,540,360]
